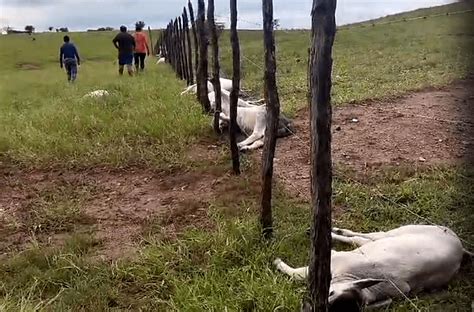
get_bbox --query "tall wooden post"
[157,32,163,56]
[183,7,194,84]
[178,16,189,83]
[260,0,280,239]
[229,0,241,174]
[188,1,199,83]
[147,26,154,55]
[196,0,211,112]
[168,22,176,69]
[174,18,184,79]
[208,0,222,133]
[307,0,337,311]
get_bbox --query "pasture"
[1,2,473,311]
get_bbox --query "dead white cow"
[83,90,109,99]
[274,224,472,311]
[180,78,234,95]
[209,89,293,151]
[156,57,166,64]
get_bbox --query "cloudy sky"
[0,0,457,31]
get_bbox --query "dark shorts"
[118,53,133,65]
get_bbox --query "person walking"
[133,24,150,72]
[59,35,80,82]
[112,26,135,76]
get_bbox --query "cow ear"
[351,278,385,290]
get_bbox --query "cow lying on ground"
[83,90,109,98]
[209,89,293,151]
[180,78,234,95]
[274,224,472,311]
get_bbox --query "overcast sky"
[0,0,457,31]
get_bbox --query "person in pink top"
[133,24,150,72]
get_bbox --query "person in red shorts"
[133,24,150,72]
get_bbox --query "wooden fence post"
[168,22,176,69]
[306,0,337,310]
[174,18,184,79]
[178,16,189,83]
[147,26,154,55]
[208,0,222,133]
[260,0,280,239]
[188,1,199,84]
[157,32,163,56]
[183,7,194,84]
[196,0,211,112]
[229,0,241,174]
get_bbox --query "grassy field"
[0,2,473,311]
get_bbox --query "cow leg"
[240,138,264,151]
[274,258,308,281]
[331,233,371,246]
[237,132,263,150]
[332,227,388,241]
[237,112,266,150]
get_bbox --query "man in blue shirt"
[59,35,81,82]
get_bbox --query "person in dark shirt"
[59,35,80,82]
[112,26,136,76]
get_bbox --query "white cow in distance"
[274,224,473,311]
[83,90,110,99]
[180,78,234,95]
[209,88,293,151]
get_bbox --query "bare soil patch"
[16,62,42,70]
[0,144,258,260]
[274,78,474,200]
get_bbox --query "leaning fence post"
[196,0,211,112]
[260,0,280,239]
[183,7,194,84]
[305,0,337,311]
[208,0,222,133]
[188,1,199,84]
[174,18,184,79]
[229,0,241,175]
[147,26,154,55]
[178,16,189,83]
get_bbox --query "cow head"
[328,278,384,312]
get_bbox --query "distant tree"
[59,27,69,32]
[48,26,54,31]
[24,25,35,34]
[56,28,59,32]
[135,21,145,29]
[105,27,114,31]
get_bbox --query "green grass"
[1,6,473,167]
[1,3,473,311]
[219,4,473,115]
[0,32,207,169]
[1,167,472,311]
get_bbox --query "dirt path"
[274,79,474,200]
[0,140,259,260]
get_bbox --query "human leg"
[65,62,72,81]
[134,53,140,72]
[139,53,146,70]
[69,62,77,82]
